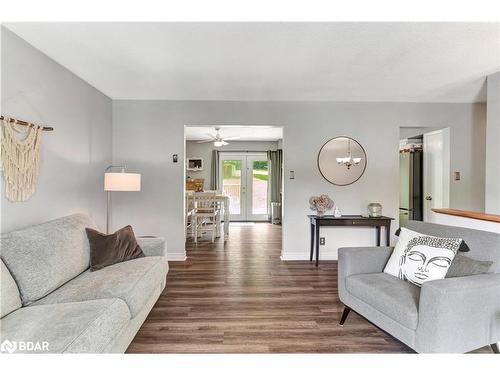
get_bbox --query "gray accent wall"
[1,28,112,233]
[185,140,279,189]
[112,100,486,261]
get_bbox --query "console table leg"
[310,223,314,262]
[315,224,320,267]
[386,222,391,246]
[376,226,381,246]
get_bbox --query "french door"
[219,153,269,221]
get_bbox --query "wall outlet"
[319,237,325,245]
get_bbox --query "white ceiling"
[4,22,500,102]
[185,126,283,141]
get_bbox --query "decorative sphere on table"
[309,194,334,216]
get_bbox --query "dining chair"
[185,193,196,239]
[192,192,221,243]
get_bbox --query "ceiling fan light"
[353,158,362,164]
[214,140,223,147]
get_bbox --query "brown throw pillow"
[85,225,145,271]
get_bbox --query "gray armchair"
[338,220,500,353]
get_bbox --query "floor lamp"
[104,165,141,234]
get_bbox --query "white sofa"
[0,214,168,353]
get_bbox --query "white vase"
[333,207,341,218]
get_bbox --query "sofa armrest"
[337,246,393,302]
[137,237,166,257]
[416,273,500,353]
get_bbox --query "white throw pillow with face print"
[384,228,462,287]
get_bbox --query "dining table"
[185,191,230,240]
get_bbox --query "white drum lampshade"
[104,167,141,233]
[104,172,141,191]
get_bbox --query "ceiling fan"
[196,127,240,147]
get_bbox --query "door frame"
[219,152,269,221]
[423,128,450,222]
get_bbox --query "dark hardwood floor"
[127,223,490,353]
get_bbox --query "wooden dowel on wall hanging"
[0,115,54,131]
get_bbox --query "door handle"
[425,196,432,201]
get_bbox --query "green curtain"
[267,149,283,220]
[210,150,220,191]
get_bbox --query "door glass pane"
[252,160,268,215]
[222,160,242,215]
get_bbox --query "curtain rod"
[1,115,54,131]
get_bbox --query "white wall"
[1,28,112,232]
[399,127,439,140]
[186,140,279,189]
[433,212,500,234]
[486,71,500,214]
[112,100,486,261]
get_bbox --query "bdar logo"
[1,339,17,353]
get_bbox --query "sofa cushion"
[0,299,130,353]
[346,272,420,329]
[1,260,22,318]
[33,256,167,317]
[0,214,98,305]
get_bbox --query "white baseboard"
[167,252,187,261]
[280,252,338,261]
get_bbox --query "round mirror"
[317,136,367,186]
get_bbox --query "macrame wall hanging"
[0,117,44,202]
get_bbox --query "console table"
[308,215,394,267]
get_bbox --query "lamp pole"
[105,165,126,234]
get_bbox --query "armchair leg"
[491,343,499,354]
[339,306,351,326]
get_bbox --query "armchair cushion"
[346,273,420,329]
[445,254,493,278]
[337,246,393,303]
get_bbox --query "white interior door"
[423,128,450,222]
[220,153,269,221]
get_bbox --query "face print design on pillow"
[399,236,461,286]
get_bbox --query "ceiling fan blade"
[196,139,214,144]
[222,136,241,141]
[221,141,229,146]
